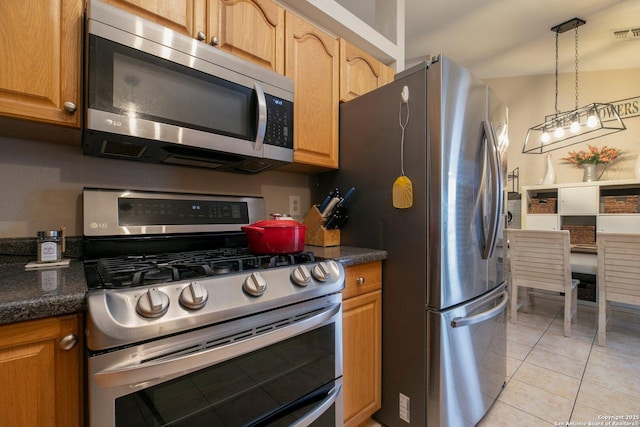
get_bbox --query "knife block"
[303,206,340,247]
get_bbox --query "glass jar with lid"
[37,230,62,263]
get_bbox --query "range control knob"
[136,287,170,318]
[311,261,340,282]
[291,265,311,286]
[179,281,208,310]
[244,272,267,297]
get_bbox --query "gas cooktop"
[85,248,317,289]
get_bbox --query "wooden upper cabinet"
[340,39,393,102]
[208,0,285,73]
[285,12,339,170]
[101,0,206,38]
[0,0,82,127]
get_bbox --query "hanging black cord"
[554,31,559,116]
[574,26,580,110]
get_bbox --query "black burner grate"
[89,249,315,289]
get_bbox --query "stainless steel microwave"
[83,0,294,174]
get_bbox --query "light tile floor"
[478,297,640,426]
[366,297,640,427]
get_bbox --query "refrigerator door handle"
[482,120,504,260]
[450,291,508,328]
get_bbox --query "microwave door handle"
[254,83,267,152]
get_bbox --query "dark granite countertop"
[306,245,388,266]
[0,245,385,326]
[0,259,87,325]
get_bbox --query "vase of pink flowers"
[561,145,620,182]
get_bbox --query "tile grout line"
[567,325,597,422]
[509,303,560,382]
[500,305,563,424]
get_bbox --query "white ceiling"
[404,0,640,79]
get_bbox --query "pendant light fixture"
[522,18,626,154]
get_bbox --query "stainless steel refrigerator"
[319,55,509,426]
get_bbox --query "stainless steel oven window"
[88,295,343,427]
[89,35,255,141]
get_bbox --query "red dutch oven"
[242,214,307,254]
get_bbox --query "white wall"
[486,68,640,191]
[0,137,313,238]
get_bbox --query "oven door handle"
[290,382,342,427]
[93,302,341,388]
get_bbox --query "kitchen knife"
[336,187,355,208]
[325,206,349,229]
[317,188,336,212]
[321,189,341,218]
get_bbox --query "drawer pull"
[356,277,365,285]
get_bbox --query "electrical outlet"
[289,195,301,216]
[399,393,410,423]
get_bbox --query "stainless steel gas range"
[83,188,344,427]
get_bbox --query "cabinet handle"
[59,334,78,351]
[211,36,219,46]
[356,277,365,285]
[63,101,77,113]
[196,31,206,41]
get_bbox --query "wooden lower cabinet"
[342,262,382,427]
[0,314,83,427]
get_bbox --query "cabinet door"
[559,186,598,215]
[598,215,640,233]
[285,12,339,170]
[0,0,82,126]
[0,315,83,427]
[524,214,559,230]
[342,290,382,427]
[339,39,389,102]
[101,0,206,38]
[208,0,285,73]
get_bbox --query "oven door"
[88,294,343,427]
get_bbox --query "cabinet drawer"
[343,261,381,300]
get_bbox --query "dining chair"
[507,229,579,337]
[597,232,640,346]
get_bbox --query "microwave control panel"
[264,94,293,149]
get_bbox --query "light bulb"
[541,132,550,143]
[554,127,564,138]
[587,113,598,128]
[570,120,580,133]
